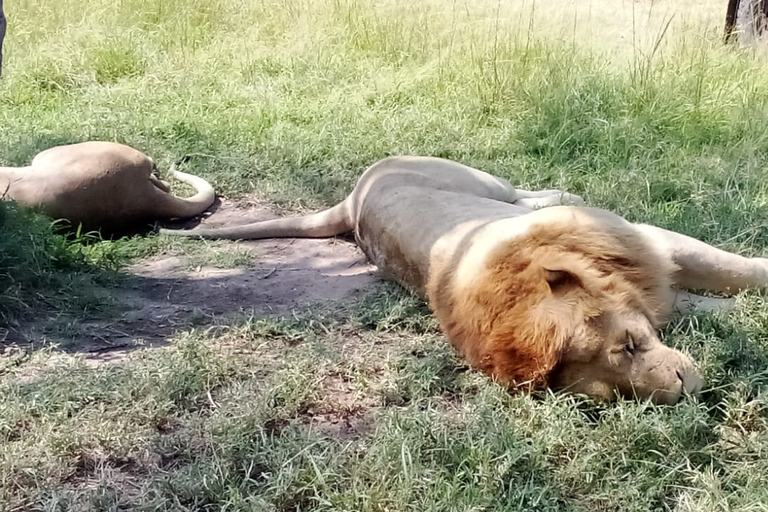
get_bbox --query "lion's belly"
[353,186,533,294]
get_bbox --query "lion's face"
[549,308,704,405]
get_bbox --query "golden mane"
[429,214,678,390]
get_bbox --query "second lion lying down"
[162,156,768,404]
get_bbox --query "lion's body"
[163,156,768,403]
[1,141,215,231]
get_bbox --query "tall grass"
[3,0,768,510]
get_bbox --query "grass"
[2,0,768,509]
[4,294,768,511]
[0,202,122,327]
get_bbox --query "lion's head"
[431,209,704,405]
[546,304,703,404]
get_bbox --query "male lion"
[1,141,215,231]
[162,156,767,404]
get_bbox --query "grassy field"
[3,0,768,510]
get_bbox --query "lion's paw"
[515,192,584,210]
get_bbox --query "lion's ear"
[543,268,583,295]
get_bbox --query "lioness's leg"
[150,174,171,193]
[636,224,768,294]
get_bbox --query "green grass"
[0,202,122,326]
[3,0,768,509]
[3,297,768,511]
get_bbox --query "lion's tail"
[154,169,217,219]
[159,199,353,240]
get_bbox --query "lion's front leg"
[672,289,737,314]
[636,224,768,295]
[513,189,584,210]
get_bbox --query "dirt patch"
[302,373,381,440]
[134,198,379,314]
[4,199,381,363]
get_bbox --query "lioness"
[1,141,215,231]
[162,156,767,404]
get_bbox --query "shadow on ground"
[2,199,381,363]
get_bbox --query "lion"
[161,156,768,404]
[0,141,215,231]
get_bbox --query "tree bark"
[731,0,768,45]
[0,0,6,78]
[725,0,741,43]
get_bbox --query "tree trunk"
[732,0,768,45]
[725,0,741,43]
[0,0,6,78]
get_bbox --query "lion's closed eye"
[611,332,635,356]
[625,333,635,355]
